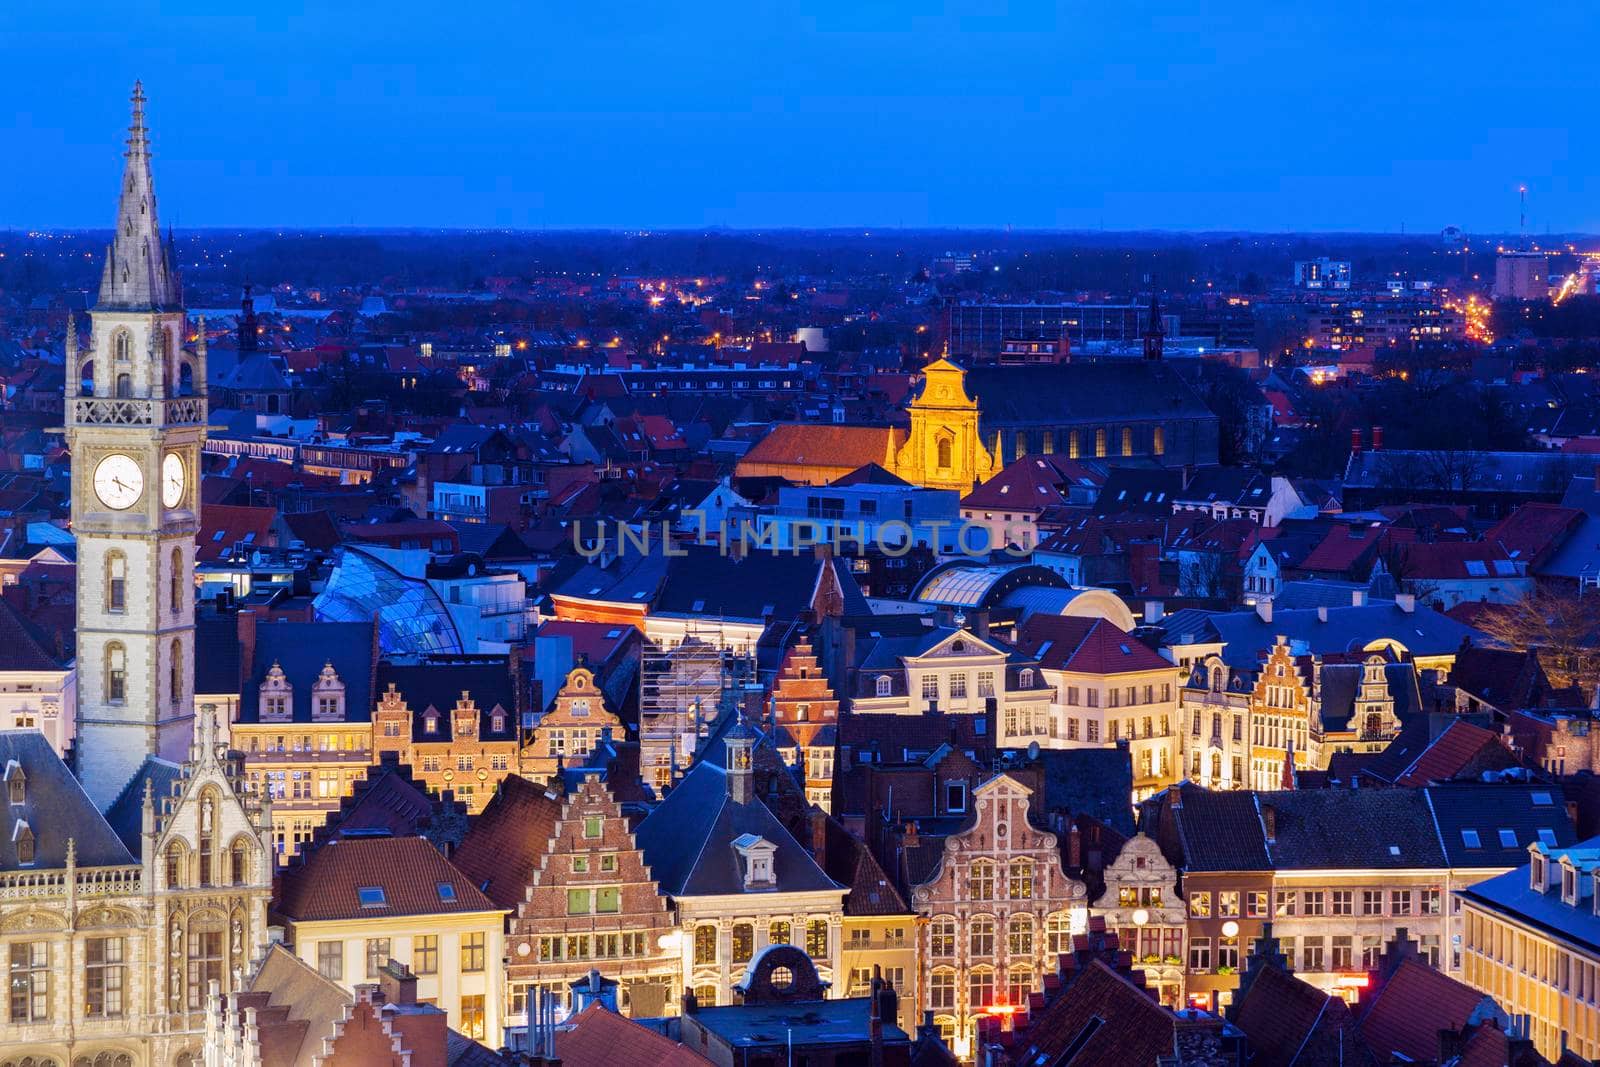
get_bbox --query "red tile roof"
[557,1004,714,1066]
[739,424,902,471]
[196,504,277,562]
[1394,720,1511,787]
[1017,615,1172,675]
[1359,958,1496,1064]
[1232,963,1348,1067]
[1483,503,1585,568]
[449,775,564,910]
[275,836,501,922]
[1008,959,1174,1067]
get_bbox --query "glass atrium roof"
[314,545,464,655]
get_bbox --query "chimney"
[1371,425,1384,451]
[971,610,990,640]
[726,734,754,805]
[1261,803,1277,843]
[1068,823,1082,868]
[810,807,828,867]
[1255,600,1272,624]
[1351,428,1363,455]
[377,960,418,1007]
[237,609,259,683]
[1144,601,1164,625]
[903,820,919,848]
[868,967,885,1067]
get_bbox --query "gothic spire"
[96,81,183,312]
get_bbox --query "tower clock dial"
[162,452,187,508]
[93,453,145,510]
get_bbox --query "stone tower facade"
[891,356,1000,492]
[67,82,208,809]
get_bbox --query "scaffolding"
[638,621,757,790]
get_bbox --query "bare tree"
[1475,587,1600,695]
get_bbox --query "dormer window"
[1563,866,1578,906]
[732,833,777,890]
[492,713,506,732]
[1018,669,1035,688]
[424,712,439,735]
[259,662,293,722]
[4,762,24,806]
[875,675,892,697]
[1531,853,1546,891]
[311,661,346,722]
[13,821,34,866]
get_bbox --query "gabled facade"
[769,637,840,811]
[909,774,1089,1058]
[519,666,623,783]
[1090,833,1186,1007]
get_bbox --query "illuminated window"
[1007,915,1033,956]
[1008,859,1033,900]
[969,967,995,1012]
[1121,427,1134,456]
[930,916,956,957]
[971,860,994,900]
[1095,428,1107,457]
[970,916,995,957]
[694,925,716,965]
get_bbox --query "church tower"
[67,83,208,809]
[892,355,1000,491]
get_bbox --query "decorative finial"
[128,81,149,157]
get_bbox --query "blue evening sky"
[3,2,1595,231]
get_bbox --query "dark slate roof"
[193,610,243,696]
[0,597,65,670]
[103,755,184,859]
[1314,661,1423,732]
[0,731,134,870]
[1457,843,1600,956]
[963,362,1216,427]
[633,759,843,898]
[1428,783,1575,868]
[375,658,519,743]
[1261,789,1446,870]
[1028,748,1136,837]
[653,545,870,621]
[1161,784,1272,871]
[1201,602,1482,671]
[238,619,377,723]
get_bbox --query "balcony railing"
[73,395,207,427]
[0,863,142,900]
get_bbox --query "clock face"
[93,454,144,510]
[162,452,186,509]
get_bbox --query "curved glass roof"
[314,545,464,656]
[913,561,1068,608]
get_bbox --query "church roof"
[739,423,902,472]
[964,362,1215,427]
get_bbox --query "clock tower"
[67,83,207,809]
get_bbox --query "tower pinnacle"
[96,81,182,312]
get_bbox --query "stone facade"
[1091,833,1186,1007]
[519,667,623,784]
[0,711,274,1067]
[909,774,1088,1059]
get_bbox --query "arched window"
[178,361,195,397]
[166,841,186,889]
[106,643,127,703]
[1211,752,1223,782]
[1006,967,1033,1006]
[930,916,956,957]
[106,552,127,614]
[230,839,251,885]
[969,966,996,1012]
[81,358,96,396]
[936,435,953,471]
[198,792,217,887]
[113,330,131,362]
[970,860,995,900]
[1121,427,1134,456]
[1007,914,1033,955]
[969,915,995,956]
[1008,859,1034,899]
[115,373,132,398]
[170,639,182,710]
[1018,668,1035,688]
[1045,912,1074,955]
[693,924,717,965]
[1095,428,1107,458]
[1211,666,1223,692]
[731,923,754,964]
[875,675,892,697]
[170,548,183,614]
[930,968,956,1011]
[1068,430,1080,459]
[1153,425,1166,455]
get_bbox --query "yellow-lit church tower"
[890,354,1000,491]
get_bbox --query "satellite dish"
[1027,741,1041,761]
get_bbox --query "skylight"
[437,882,457,903]
[1532,791,1553,806]
[1498,829,1517,848]
[357,886,387,908]
[1461,829,1481,849]
[1537,828,1558,847]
